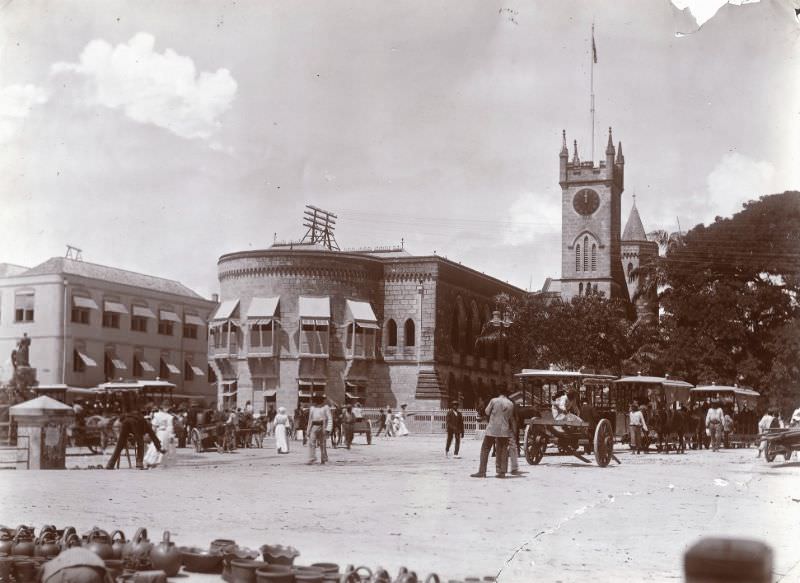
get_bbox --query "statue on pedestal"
[16,333,31,368]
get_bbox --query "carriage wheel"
[524,427,545,465]
[191,430,202,453]
[764,442,776,463]
[593,419,614,468]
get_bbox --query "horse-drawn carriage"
[762,427,800,463]
[690,385,761,448]
[612,375,694,453]
[516,369,619,467]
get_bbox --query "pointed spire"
[616,141,624,164]
[560,130,568,156]
[605,126,615,155]
[572,140,580,165]
[622,198,647,241]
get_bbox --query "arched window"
[583,236,589,271]
[627,262,635,283]
[591,244,597,271]
[579,282,584,296]
[575,244,581,271]
[464,310,472,354]
[386,319,397,347]
[404,319,416,347]
[450,310,459,351]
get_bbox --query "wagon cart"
[190,412,221,453]
[515,369,619,467]
[762,427,800,463]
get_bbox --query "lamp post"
[487,307,514,402]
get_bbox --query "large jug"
[85,528,114,561]
[123,528,153,566]
[11,529,35,557]
[0,531,14,555]
[149,531,181,577]
[110,530,127,560]
[34,531,61,559]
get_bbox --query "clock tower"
[559,127,628,300]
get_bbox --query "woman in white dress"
[395,404,410,436]
[274,406,290,454]
[145,404,175,468]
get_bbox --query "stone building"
[551,127,658,320]
[208,244,523,413]
[0,257,216,399]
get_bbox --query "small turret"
[559,130,569,183]
[605,127,615,168]
[616,141,624,165]
[572,140,580,166]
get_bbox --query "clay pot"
[85,528,114,561]
[230,559,268,583]
[260,545,299,566]
[255,565,294,583]
[149,531,181,577]
[110,530,127,560]
[34,532,61,558]
[59,527,79,552]
[123,528,153,563]
[11,530,35,557]
[342,565,373,583]
[292,569,324,583]
[210,539,237,554]
[0,532,14,555]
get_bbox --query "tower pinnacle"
[616,141,625,164]
[572,140,580,165]
[606,127,615,155]
[560,130,568,156]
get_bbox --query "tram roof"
[515,369,616,380]
[614,375,694,388]
[692,385,760,397]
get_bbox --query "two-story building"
[0,257,216,400]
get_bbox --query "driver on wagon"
[552,390,583,424]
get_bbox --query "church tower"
[559,127,627,300]
[621,198,659,323]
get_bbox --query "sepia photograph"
[1,1,799,581]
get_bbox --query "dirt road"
[1,435,797,582]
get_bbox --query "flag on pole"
[592,30,598,63]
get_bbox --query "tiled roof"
[622,204,648,241]
[0,263,30,277]
[21,257,207,300]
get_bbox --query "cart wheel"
[524,426,545,465]
[764,443,776,463]
[593,419,614,468]
[191,430,202,453]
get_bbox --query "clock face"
[573,188,600,216]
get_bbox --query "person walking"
[144,403,175,468]
[445,402,465,458]
[756,410,776,458]
[375,407,387,437]
[306,395,332,464]
[471,387,514,478]
[105,408,163,470]
[342,405,356,449]
[384,407,395,438]
[629,403,648,454]
[722,408,734,449]
[395,404,410,436]
[706,400,724,452]
[274,406,290,454]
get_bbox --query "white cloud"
[52,32,237,143]
[702,152,778,222]
[0,84,48,143]
[503,190,562,245]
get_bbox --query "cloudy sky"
[1,0,797,297]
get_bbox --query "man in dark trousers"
[106,408,163,470]
[445,402,465,458]
[471,386,514,478]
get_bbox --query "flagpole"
[590,21,595,162]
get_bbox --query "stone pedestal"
[9,396,75,470]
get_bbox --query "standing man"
[629,403,648,455]
[471,386,514,478]
[306,395,332,464]
[342,405,356,449]
[106,408,163,470]
[445,402,464,458]
[706,400,724,452]
[375,407,386,437]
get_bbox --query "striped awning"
[72,296,99,310]
[110,358,127,370]
[190,365,205,376]
[138,359,155,373]
[163,361,181,374]
[159,310,182,323]
[132,305,156,319]
[104,301,129,314]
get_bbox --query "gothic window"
[628,262,635,283]
[583,236,589,271]
[591,244,597,271]
[579,282,584,296]
[386,319,397,347]
[575,244,581,271]
[404,319,416,347]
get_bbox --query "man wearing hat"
[106,407,164,470]
[445,402,464,458]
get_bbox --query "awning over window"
[212,299,240,321]
[104,301,129,314]
[220,379,237,386]
[138,359,155,373]
[72,296,99,310]
[159,310,182,323]
[263,390,277,398]
[132,305,156,319]
[222,390,238,397]
[190,365,205,376]
[298,380,326,388]
[299,296,330,323]
[345,299,378,328]
[76,351,97,367]
[247,297,279,325]
[163,361,181,374]
[184,314,206,327]
[345,381,365,389]
[110,358,127,370]
[345,392,358,400]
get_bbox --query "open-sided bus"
[613,374,693,430]
[690,384,760,412]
